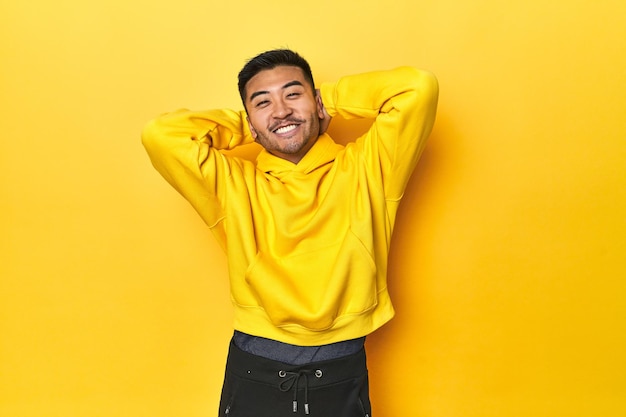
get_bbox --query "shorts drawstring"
[278,369,323,414]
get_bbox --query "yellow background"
[1,0,625,416]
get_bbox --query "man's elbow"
[411,68,439,104]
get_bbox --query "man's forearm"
[142,108,254,154]
[319,66,438,124]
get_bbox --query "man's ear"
[316,92,331,135]
[316,92,325,119]
[246,116,258,139]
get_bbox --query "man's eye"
[287,92,301,98]
[255,100,269,107]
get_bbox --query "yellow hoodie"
[142,66,438,346]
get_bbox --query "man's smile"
[273,124,299,135]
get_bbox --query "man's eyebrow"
[249,80,305,101]
[249,90,269,101]
[283,80,304,89]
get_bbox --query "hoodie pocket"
[243,231,378,331]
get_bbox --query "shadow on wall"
[363,115,452,413]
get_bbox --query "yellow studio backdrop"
[1,0,625,416]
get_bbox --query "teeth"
[275,124,297,134]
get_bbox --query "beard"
[253,113,321,158]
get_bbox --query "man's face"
[245,65,324,164]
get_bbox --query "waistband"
[226,338,367,387]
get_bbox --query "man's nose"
[272,98,292,118]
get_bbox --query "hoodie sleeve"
[141,108,255,230]
[320,67,439,200]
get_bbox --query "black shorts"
[218,339,372,417]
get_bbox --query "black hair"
[237,49,315,108]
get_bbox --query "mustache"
[269,117,305,132]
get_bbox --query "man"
[142,49,438,417]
